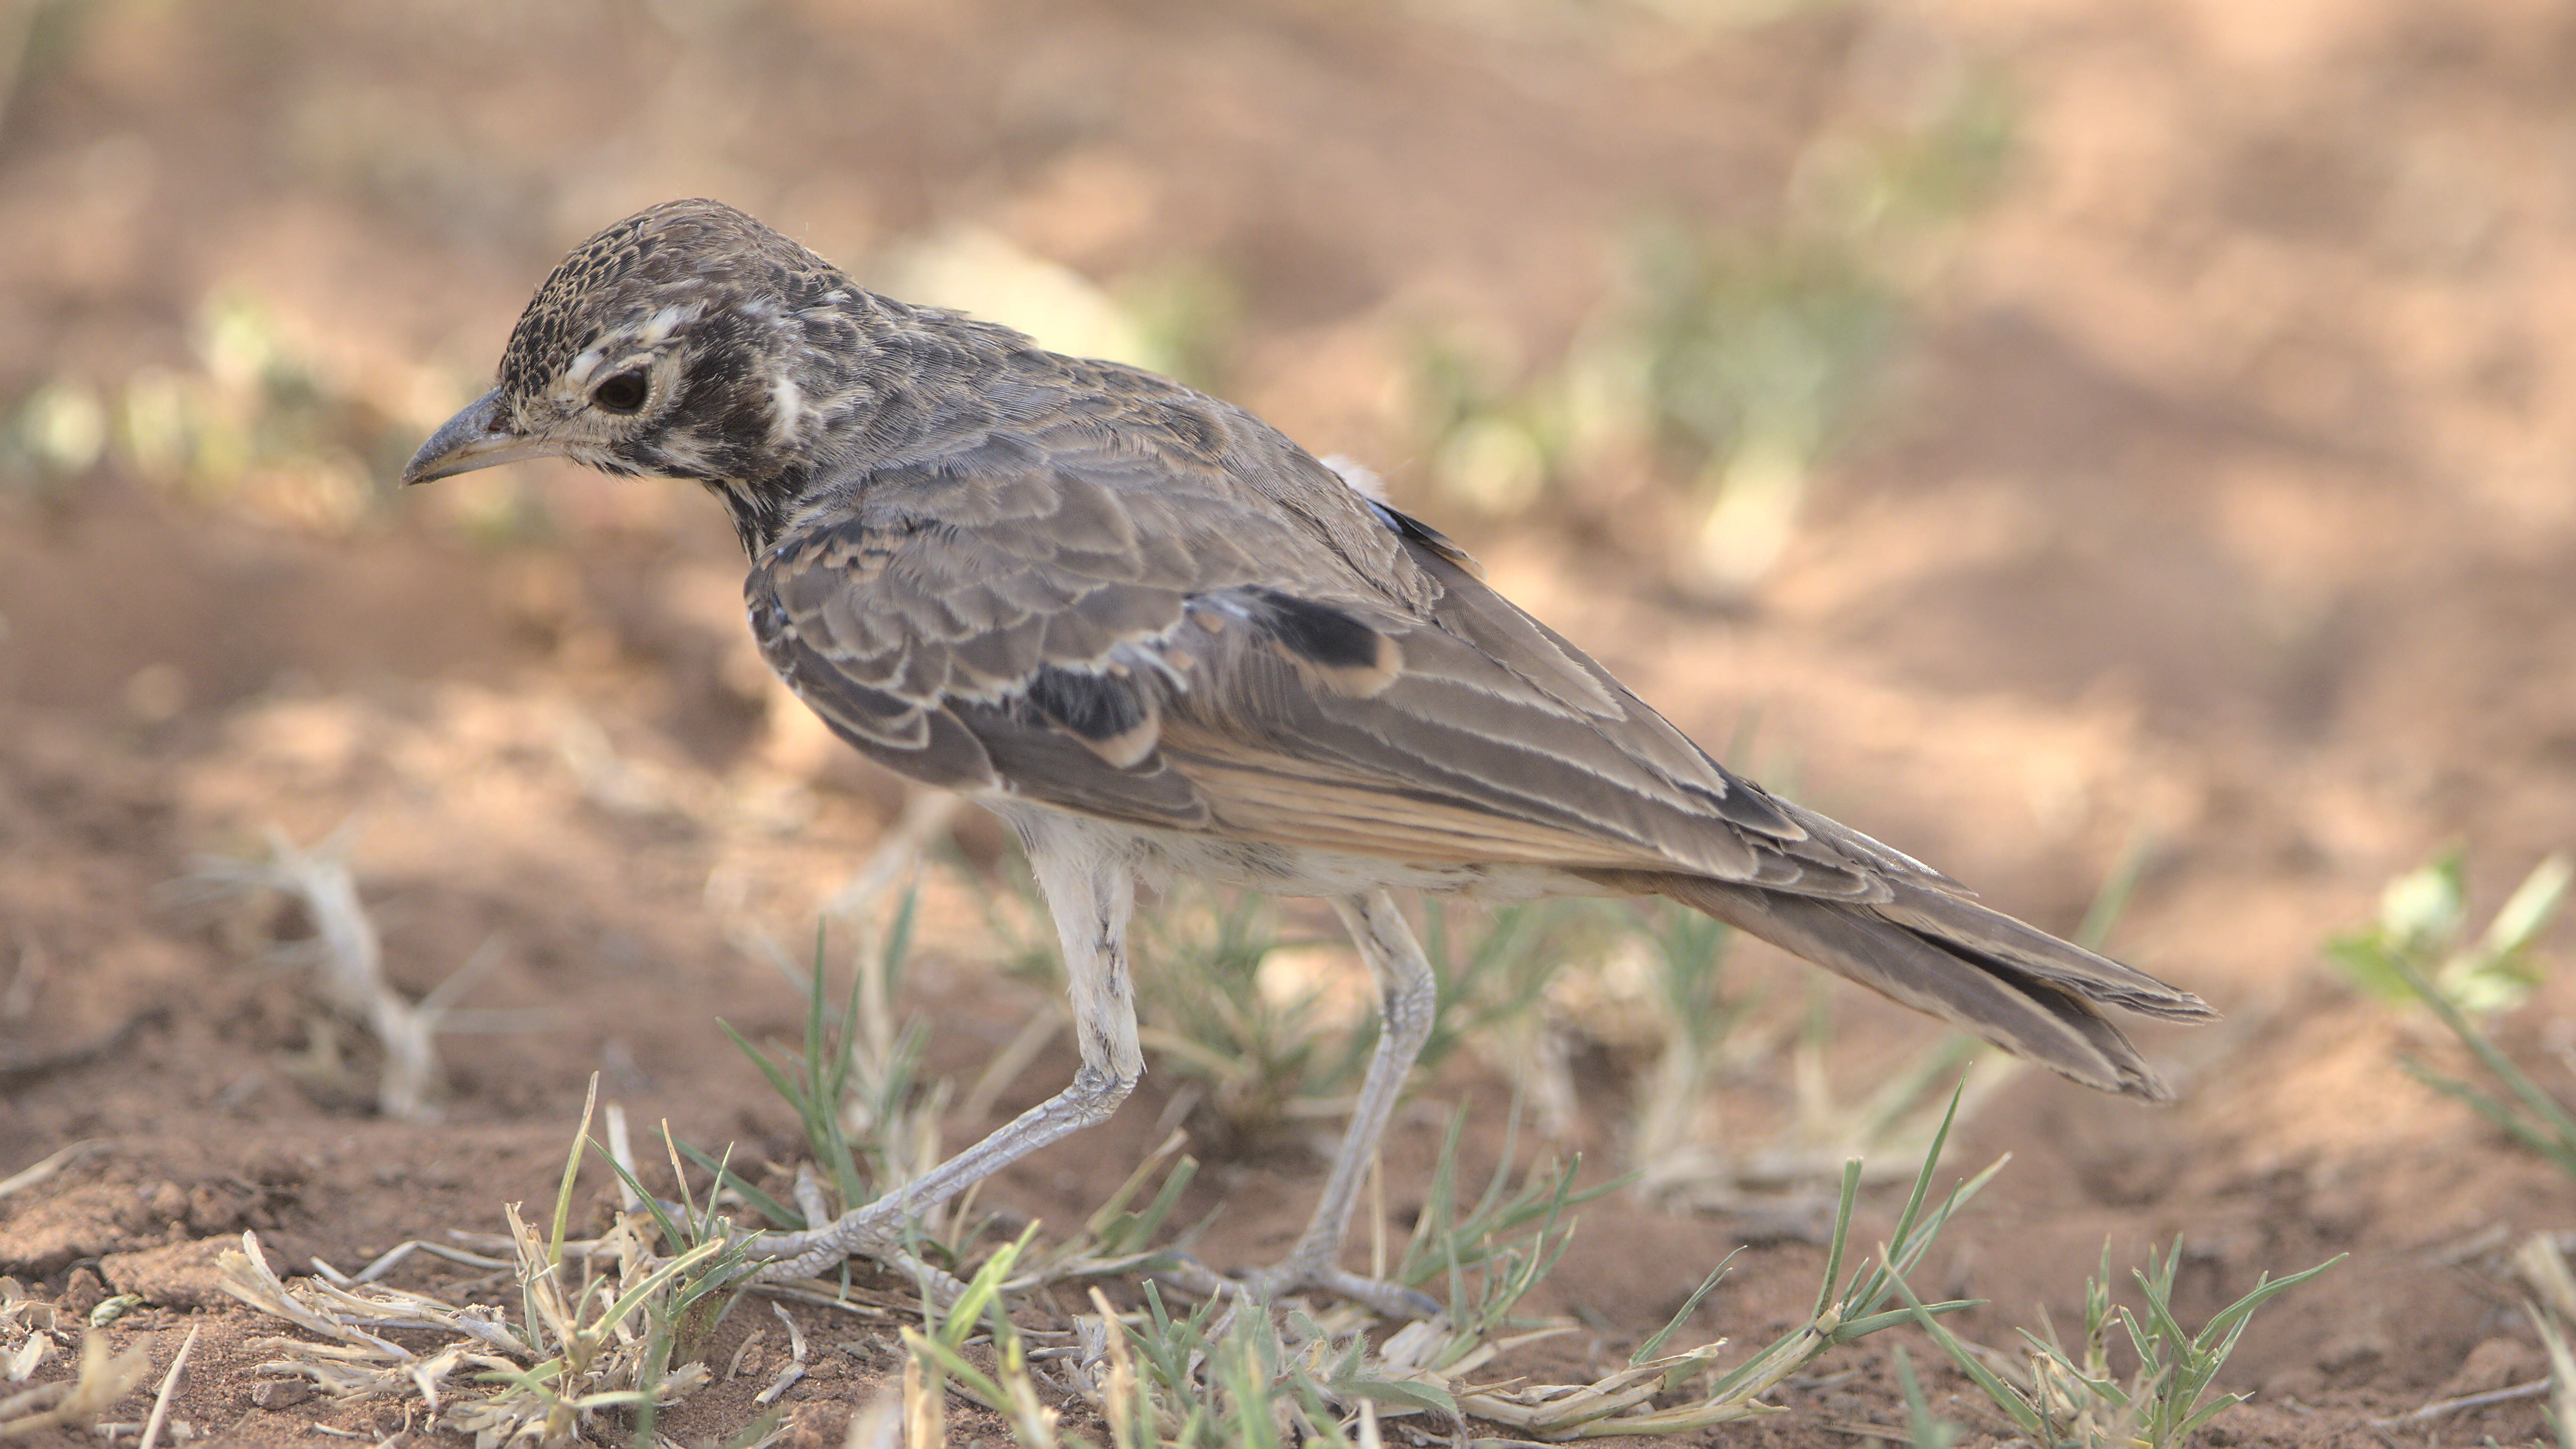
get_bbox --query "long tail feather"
[1588,870,2214,1101]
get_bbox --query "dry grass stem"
[0,1332,151,1439]
[134,1322,199,1449]
[178,826,457,1121]
[0,1141,110,1201]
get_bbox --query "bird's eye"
[591,369,650,414]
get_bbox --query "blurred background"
[3,0,2575,1437]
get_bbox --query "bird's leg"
[1240,889,1443,1319]
[739,826,1142,1287]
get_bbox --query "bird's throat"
[706,474,795,556]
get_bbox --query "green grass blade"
[673,1138,800,1229]
[2389,950,2576,1154]
[2186,1253,2347,1352]
[1633,1254,1738,1364]
[1811,1159,1862,1322]
[547,1072,600,1269]
[1885,1262,2044,1435]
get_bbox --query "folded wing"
[743,365,2212,1099]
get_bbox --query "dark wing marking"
[1239,588,1403,696]
[1024,664,1160,768]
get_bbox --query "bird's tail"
[1592,871,2217,1100]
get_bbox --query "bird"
[404,198,2214,1316]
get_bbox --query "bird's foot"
[1153,1248,1442,1321]
[692,1198,970,1303]
[1244,1259,1444,1321]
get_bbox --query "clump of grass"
[1524,1091,1996,1440]
[2330,851,2576,1175]
[216,1076,758,1447]
[1315,1087,1994,1442]
[712,897,934,1234]
[1130,887,1375,1151]
[881,1085,1998,1446]
[1898,1238,2343,1448]
[1392,1088,1601,1322]
[2332,849,2570,1016]
[2335,852,2575,1442]
[899,1225,1072,1444]
[217,862,2050,1446]
[1417,896,1599,1075]
[713,884,2016,1443]
[0,1332,152,1439]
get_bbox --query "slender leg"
[741,818,1144,1284]
[1241,889,1442,1317]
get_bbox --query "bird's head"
[403,199,953,551]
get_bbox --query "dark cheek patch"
[684,335,751,393]
[613,427,689,477]
[664,317,783,475]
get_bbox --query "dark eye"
[591,369,649,414]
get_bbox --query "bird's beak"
[401,389,562,485]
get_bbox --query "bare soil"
[5,0,2576,1443]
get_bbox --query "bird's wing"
[747,410,1913,897]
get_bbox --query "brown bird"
[405,199,2213,1315]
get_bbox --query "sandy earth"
[4,0,2576,1443]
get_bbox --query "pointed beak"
[401,389,562,485]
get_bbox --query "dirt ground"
[5,0,2576,1443]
